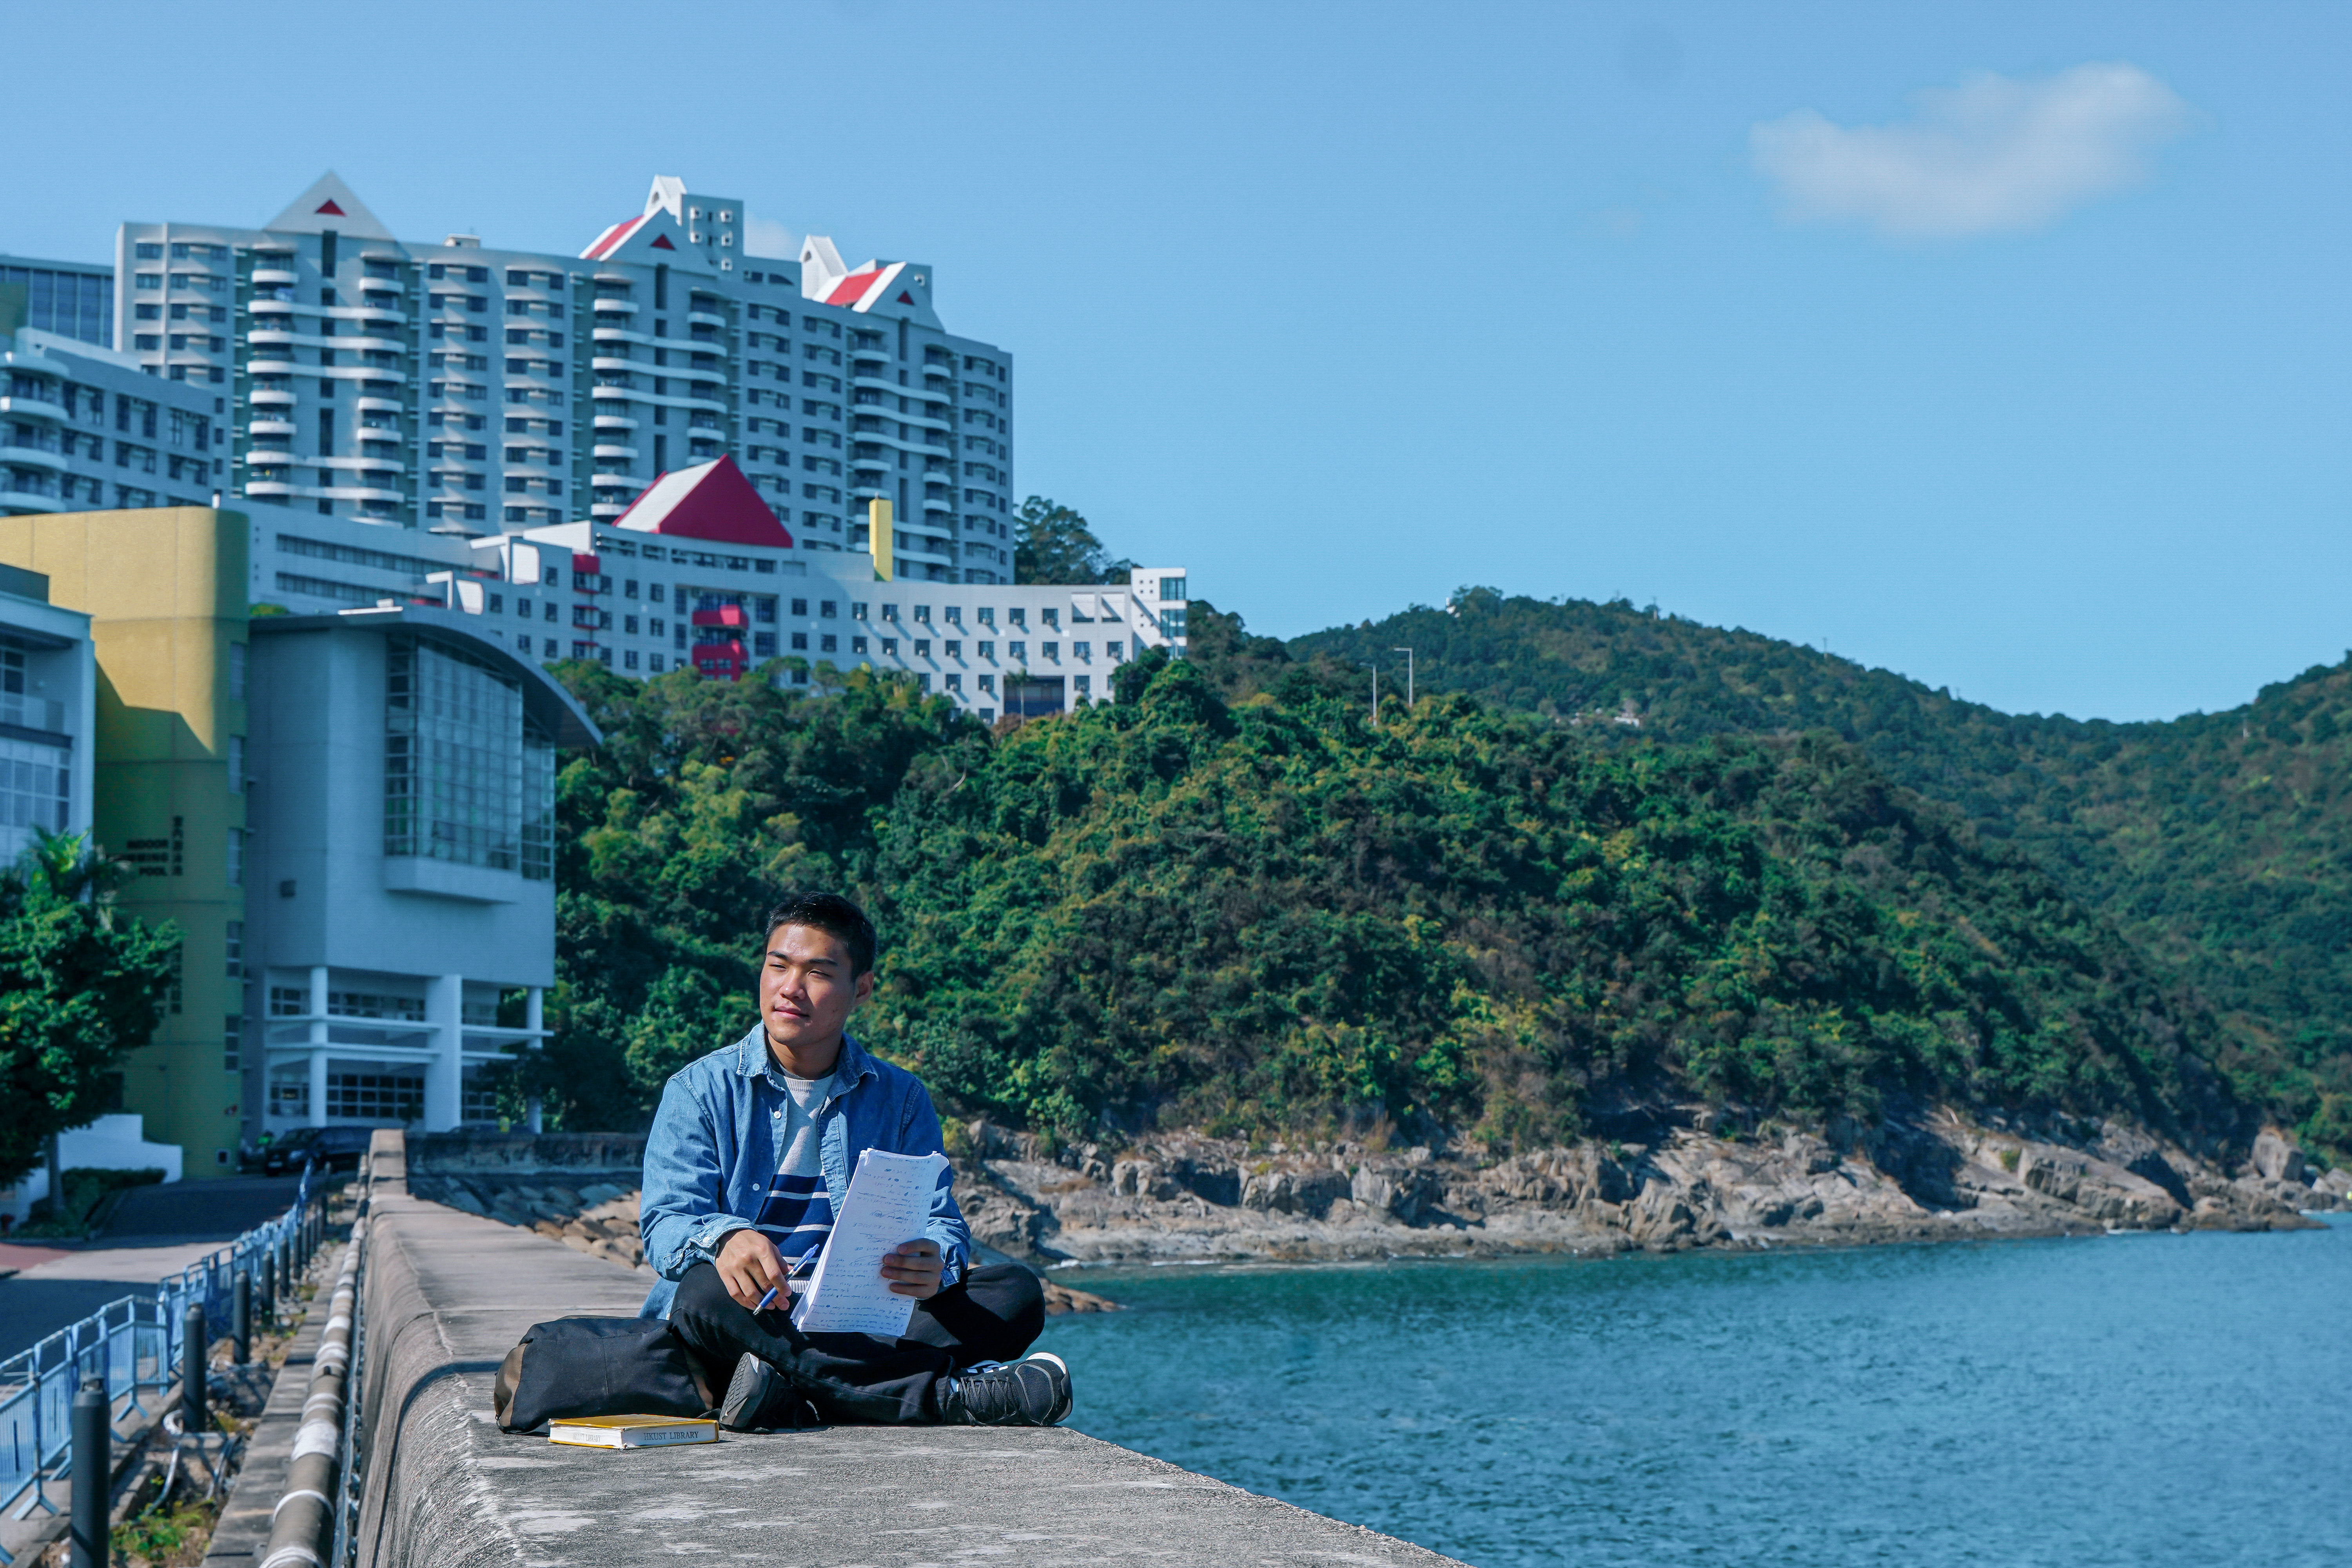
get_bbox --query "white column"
[307,965,330,1128]
[524,986,545,1132]
[424,974,465,1132]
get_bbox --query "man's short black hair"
[762,892,878,977]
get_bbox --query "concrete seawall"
[351,1134,1466,1567]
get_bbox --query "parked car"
[261,1125,379,1176]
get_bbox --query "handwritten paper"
[790,1149,950,1336]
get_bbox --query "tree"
[0,831,180,1185]
[1014,497,1135,585]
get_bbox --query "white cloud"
[1750,63,2194,239]
[743,215,797,259]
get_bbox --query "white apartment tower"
[115,173,1017,583]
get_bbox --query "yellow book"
[546,1414,720,1448]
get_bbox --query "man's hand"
[880,1238,944,1299]
[716,1228,787,1311]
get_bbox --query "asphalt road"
[0,1175,305,1361]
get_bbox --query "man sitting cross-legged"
[639,891,1071,1429]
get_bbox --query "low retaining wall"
[348,1131,1463,1568]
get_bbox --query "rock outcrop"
[942,1113,2341,1265]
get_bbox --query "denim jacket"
[637,1025,970,1318]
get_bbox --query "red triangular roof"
[610,456,795,549]
[316,199,346,215]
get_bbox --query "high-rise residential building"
[3,314,226,517]
[0,255,114,349]
[115,173,1018,583]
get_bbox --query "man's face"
[759,922,872,1055]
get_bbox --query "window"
[819,634,837,653]
[228,642,247,701]
[820,600,837,619]
[1106,639,1123,660]
[384,637,555,880]
[978,673,995,695]
[225,920,243,979]
[223,1014,242,1074]
[881,638,898,656]
[944,640,960,658]
[1160,577,1189,601]
[227,827,243,886]
[946,673,962,692]
[913,639,930,657]
[978,640,995,660]
[913,605,931,624]
[791,598,808,616]
[650,653,666,672]
[327,1071,424,1122]
[1009,641,1025,661]
[227,735,245,792]
[1074,642,1090,661]
[850,602,868,620]
[851,636,868,655]
[790,632,808,651]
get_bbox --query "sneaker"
[940,1351,1073,1426]
[719,1352,796,1432]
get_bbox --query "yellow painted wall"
[0,508,249,1176]
[868,497,894,581]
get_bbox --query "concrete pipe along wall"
[260,1220,363,1568]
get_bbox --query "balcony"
[248,417,298,438]
[691,604,750,632]
[0,444,68,473]
[593,298,637,315]
[252,267,298,286]
[590,472,639,490]
[249,386,298,406]
[0,396,65,424]
[592,444,638,460]
[591,357,636,374]
[686,310,728,329]
[592,413,638,430]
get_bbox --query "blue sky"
[8,2,2348,721]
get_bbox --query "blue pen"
[755,1250,821,1313]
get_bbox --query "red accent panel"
[651,234,676,250]
[582,215,644,261]
[691,604,749,629]
[572,553,602,577]
[316,199,347,216]
[693,640,750,681]
[611,455,795,549]
[826,270,880,306]
[897,291,913,304]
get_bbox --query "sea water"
[1034,1216,2351,1567]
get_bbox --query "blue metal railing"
[0,1168,319,1531]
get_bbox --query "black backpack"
[494,1317,719,1434]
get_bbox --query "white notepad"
[791,1148,951,1336]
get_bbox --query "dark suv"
[262,1125,379,1176]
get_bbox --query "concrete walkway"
[354,1190,1466,1567]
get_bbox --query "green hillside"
[1286,590,2352,1152]
[535,651,2257,1158]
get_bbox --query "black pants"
[667,1261,1045,1424]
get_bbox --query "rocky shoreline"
[951,1116,2348,1265]
[399,1116,2346,1280]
